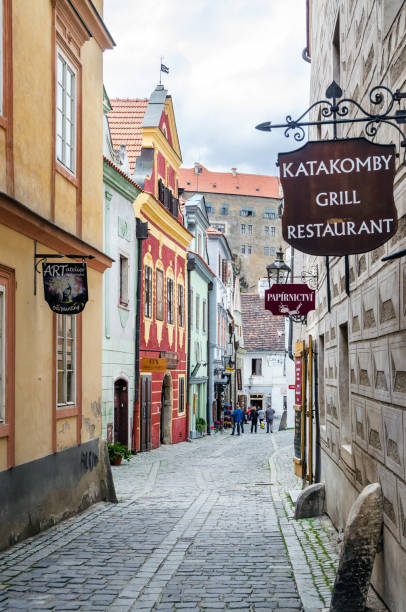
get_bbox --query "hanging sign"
[42,262,88,314]
[141,358,167,372]
[265,283,315,317]
[279,138,397,256]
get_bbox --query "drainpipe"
[186,257,192,439]
[133,218,148,452]
[288,248,295,361]
[206,280,213,433]
[313,341,321,483]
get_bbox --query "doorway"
[114,379,128,446]
[160,374,172,445]
[140,375,151,452]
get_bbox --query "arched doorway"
[114,379,128,446]
[160,374,172,445]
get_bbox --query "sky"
[103,0,311,177]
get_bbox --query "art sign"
[42,262,88,314]
[265,283,315,318]
[279,138,397,256]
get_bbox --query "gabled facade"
[0,1,114,550]
[206,227,235,426]
[102,88,142,450]
[108,85,192,450]
[184,194,215,438]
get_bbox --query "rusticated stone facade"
[300,2,406,610]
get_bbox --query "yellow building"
[0,0,114,550]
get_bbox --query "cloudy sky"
[103,0,310,176]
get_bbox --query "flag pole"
[159,56,162,85]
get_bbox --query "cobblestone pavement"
[0,422,339,611]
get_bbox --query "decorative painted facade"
[0,0,114,550]
[299,2,406,608]
[108,85,192,450]
[184,194,215,438]
[102,88,141,450]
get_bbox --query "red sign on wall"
[265,283,315,318]
[295,357,302,405]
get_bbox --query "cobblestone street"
[0,423,339,611]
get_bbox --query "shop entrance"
[114,379,128,445]
[249,394,264,410]
[160,373,172,445]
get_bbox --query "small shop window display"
[223,404,232,428]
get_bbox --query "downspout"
[186,257,192,439]
[288,248,295,361]
[133,218,148,452]
[206,280,213,433]
[313,341,321,483]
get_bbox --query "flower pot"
[111,455,122,466]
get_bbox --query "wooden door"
[114,379,128,445]
[140,375,152,451]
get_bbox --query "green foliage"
[196,417,206,433]
[108,442,132,463]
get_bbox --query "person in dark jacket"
[265,404,276,433]
[249,407,259,433]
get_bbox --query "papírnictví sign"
[42,262,88,314]
[265,283,315,317]
[279,138,397,256]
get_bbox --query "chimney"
[231,168,237,176]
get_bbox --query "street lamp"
[266,247,291,287]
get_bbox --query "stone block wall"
[301,1,406,608]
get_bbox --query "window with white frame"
[264,226,269,235]
[247,246,252,254]
[119,255,129,306]
[240,224,246,234]
[202,299,207,333]
[196,295,200,330]
[56,50,76,174]
[241,245,246,254]
[0,285,5,423]
[57,314,76,406]
[270,227,276,236]
[248,225,253,235]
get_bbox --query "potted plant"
[108,442,132,466]
[196,417,206,435]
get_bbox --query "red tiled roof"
[107,98,149,173]
[179,165,280,198]
[206,226,223,236]
[103,156,144,193]
[241,293,285,352]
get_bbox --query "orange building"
[108,85,192,450]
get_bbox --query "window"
[178,377,185,413]
[218,253,221,276]
[212,223,225,233]
[248,225,253,235]
[270,227,276,236]
[251,358,262,376]
[240,224,246,234]
[206,203,214,213]
[270,247,276,256]
[264,247,269,256]
[57,315,76,406]
[190,290,193,329]
[264,226,269,235]
[247,246,252,255]
[196,295,200,330]
[178,284,184,327]
[156,269,164,320]
[202,299,207,333]
[221,260,228,284]
[119,255,129,306]
[264,209,276,219]
[0,285,4,423]
[241,245,246,254]
[220,205,228,215]
[197,234,202,254]
[56,50,76,174]
[240,207,254,217]
[167,278,174,324]
[144,265,152,318]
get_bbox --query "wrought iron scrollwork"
[256,80,406,162]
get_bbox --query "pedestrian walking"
[258,408,265,428]
[249,407,259,433]
[231,405,243,436]
[265,404,276,433]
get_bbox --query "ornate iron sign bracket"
[256,80,406,163]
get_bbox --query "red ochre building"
[108,85,192,450]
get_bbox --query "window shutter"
[222,260,228,284]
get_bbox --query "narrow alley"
[0,423,339,611]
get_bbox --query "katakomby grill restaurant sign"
[42,262,88,314]
[279,138,398,256]
[265,283,315,317]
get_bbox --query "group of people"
[230,404,275,435]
